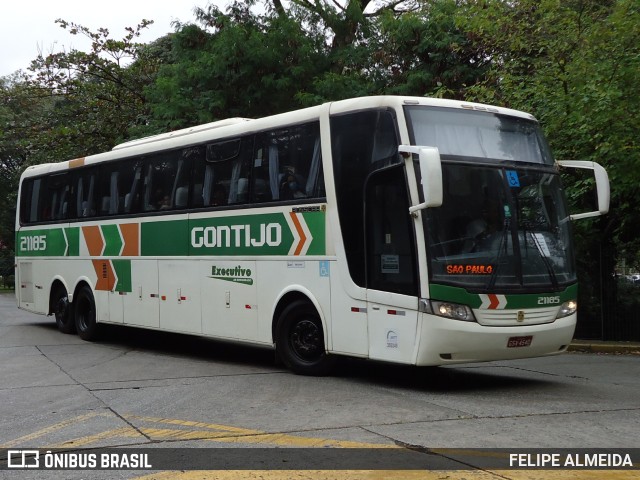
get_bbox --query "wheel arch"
[72,277,95,304]
[271,286,330,350]
[48,276,70,316]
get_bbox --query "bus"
[14,96,610,375]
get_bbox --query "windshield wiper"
[526,231,559,289]
[486,218,512,291]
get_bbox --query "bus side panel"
[160,260,202,334]
[123,260,159,329]
[17,261,36,312]
[201,260,258,341]
[256,259,332,347]
[328,262,369,357]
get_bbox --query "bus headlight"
[430,300,476,322]
[557,300,577,319]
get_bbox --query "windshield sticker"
[446,264,494,275]
[381,254,400,274]
[506,170,521,187]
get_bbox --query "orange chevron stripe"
[488,294,499,309]
[92,260,115,291]
[82,226,104,256]
[289,212,307,256]
[120,223,139,256]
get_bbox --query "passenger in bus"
[212,185,227,206]
[158,195,171,210]
[280,171,306,200]
[463,200,503,252]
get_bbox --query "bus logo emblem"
[517,311,525,322]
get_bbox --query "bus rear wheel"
[53,287,75,334]
[75,285,100,341]
[276,300,335,376]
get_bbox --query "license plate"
[507,335,533,348]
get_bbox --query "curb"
[569,341,640,354]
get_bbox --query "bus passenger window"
[76,172,96,218]
[200,137,251,206]
[39,174,70,221]
[143,151,189,212]
[253,122,323,203]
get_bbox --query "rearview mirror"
[399,145,443,212]
[557,160,610,220]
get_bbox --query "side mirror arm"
[557,160,610,220]
[399,145,443,213]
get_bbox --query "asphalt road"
[1,291,639,479]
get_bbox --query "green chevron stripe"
[101,224,123,256]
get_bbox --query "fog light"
[557,300,577,318]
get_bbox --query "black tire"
[74,285,100,341]
[53,286,75,334]
[275,300,335,376]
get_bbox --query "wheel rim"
[290,319,323,362]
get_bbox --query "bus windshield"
[405,107,576,291]
[406,106,554,165]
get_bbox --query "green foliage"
[457,0,640,337]
[0,19,162,265]
[143,3,330,130]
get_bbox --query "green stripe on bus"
[429,284,482,307]
[17,209,326,258]
[16,229,67,257]
[65,227,80,256]
[141,220,190,256]
[302,211,326,255]
[430,283,578,309]
[112,259,132,292]
[188,213,294,256]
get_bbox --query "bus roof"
[111,118,253,151]
[20,96,537,180]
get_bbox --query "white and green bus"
[15,96,609,375]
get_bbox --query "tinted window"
[191,137,252,208]
[253,122,323,203]
[76,170,96,218]
[143,150,191,212]
[96,159,143,216]
[40,174,71,221]
[331,110,400,286]
[365,166,418,295]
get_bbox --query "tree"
[143,1,333,130]
[25,18,161,154]
[0,19,164,272]
[457,0,640,339]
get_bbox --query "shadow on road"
[29,321,553,392]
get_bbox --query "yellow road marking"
[133,470,640,480]
[48,426,143,448]
[125,415,396,448]
[1,411,109,448]
[134,471,503,480]
[124,415,258,435]
[9,413,639,480]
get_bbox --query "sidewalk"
[569,340,640,354]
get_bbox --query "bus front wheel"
[75,285,100,341]
[275,300,335,376]
[53,286,75,334]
